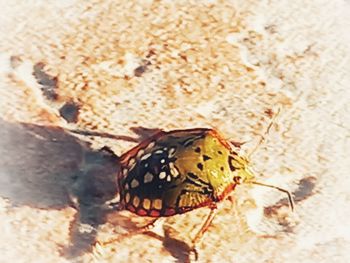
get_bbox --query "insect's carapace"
[116,128,257,217]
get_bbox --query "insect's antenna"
[247,108,281,159]
[250,181,295,211]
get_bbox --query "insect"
[106,126,294,257]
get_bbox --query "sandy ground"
[1,0,350,262]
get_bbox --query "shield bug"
[103,125,294,258]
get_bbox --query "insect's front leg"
[190,204,218,261]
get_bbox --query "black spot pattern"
[203,155,211,161]
[228,155,237,172]
[194,147,201,153]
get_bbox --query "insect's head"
[228,150,295,211]
[228,152,256,185]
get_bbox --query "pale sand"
[0,1,349,262]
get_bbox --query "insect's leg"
[129,127,164,140]
[190,204,218,260]
[229,140,246,148]
[192,205,218,245]
[130,218,160,235]
[99,145,118,157]
[67,128,140,143]
[98,218,160,246]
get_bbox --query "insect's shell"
[117,128,254,217]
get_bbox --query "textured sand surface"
[1,0,350,262]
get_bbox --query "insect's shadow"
[0,118,119,257]
[0,118,85,208]
[0,119,191,261]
